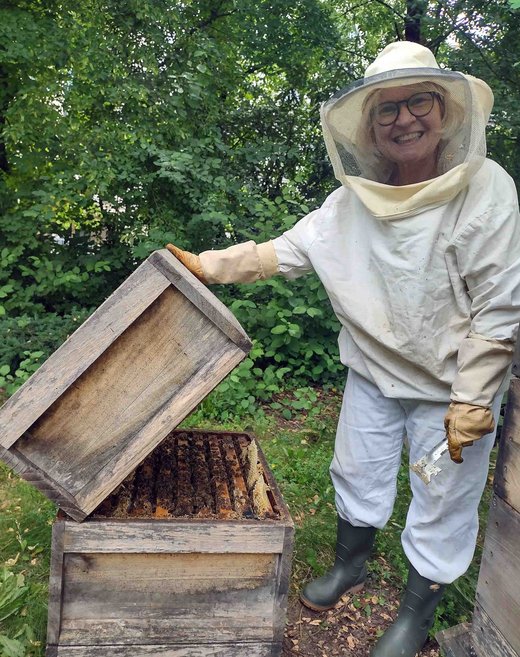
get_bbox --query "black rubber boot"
[370,564,446,657]
[299,518,377,611]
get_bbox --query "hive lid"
[0,249,252,521]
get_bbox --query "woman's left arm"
[447,181,520,462]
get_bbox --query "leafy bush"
[0,569,28,623]
[0,309,92,396]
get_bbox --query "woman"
[166,42,520,657]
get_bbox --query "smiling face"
[371,84,444,184]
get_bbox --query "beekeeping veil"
[321,41,494,219]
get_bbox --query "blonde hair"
[356,81,466,181]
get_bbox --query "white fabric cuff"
[450,333,515,407]
[199,240,279,284]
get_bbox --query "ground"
[281,564,441,657]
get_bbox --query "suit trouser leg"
[402,394,501,583]
[330,369,501,583]
[330,370,406,529]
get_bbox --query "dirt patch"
[92,429,278,520]
[282,571,440,657]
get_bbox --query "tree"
[2,0,520,391]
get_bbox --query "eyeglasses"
[373,91,443,126]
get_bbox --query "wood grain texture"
[272,526,295,644]
[149,249,252,353]
[59,552,276,644]
[472,605,519,657]
[58,620,274,645]
[475,494,520,656]
[494,377,520,513]
[9,285,247,518]
[76,343,245,515]
[46,643,278,656]
[512,337,520,378]
[62,552,275,585]
[257,441,293,525]
[47,522,66,645]
[0,260,168,450]
[61,519,286,553]
[435,623,474,657]
[44,430,292,657]
[0,445,83,520]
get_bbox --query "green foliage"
[0,309,92,395]
[0,569,28,622]
[0,0,345,394]
[0,462,55,657]
[3,0,520,395]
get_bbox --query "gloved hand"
[444,401,495,464]
[165,244,206,283]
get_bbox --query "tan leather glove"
[444,402,495,464]
[165,244,206,283]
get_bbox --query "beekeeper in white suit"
[166,42,520,656]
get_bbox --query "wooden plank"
[472,605,519,657]
[47,522,66,646]
[47,643,277,656]
[62,552,276,585]
[272,525,294,644]
[494,377,520,513]
[17,288,224,492]
[257,441,293,524]
[76,344,245,515]
[0,260,168,450]
[149,249,252,353]
[12,288,246,518]
[512,336,520,377]
[474,494,520,656]
[0,445,84,521]
[61,520,286,553]
[436,623,474,657]
[58,619,275,645]
[58,552,277,644]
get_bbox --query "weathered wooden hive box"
[0,249,294,657]
[48,429,293,657]
[437,340,520,657]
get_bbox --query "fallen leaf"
[5,553,20,566]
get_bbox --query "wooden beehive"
[0,250,294,656]
[0,249,252,521]
[437,339,520,657]
[46,429,294,657]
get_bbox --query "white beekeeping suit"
[165,41,520,657]
[192,43,519,412]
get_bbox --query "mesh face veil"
[320,43,494,219]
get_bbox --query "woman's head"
[358,81,465,184]
[320,41,492,187]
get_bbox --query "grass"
[0,395,497,655]
[0,465,56,656]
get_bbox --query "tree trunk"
[405,0,427,44]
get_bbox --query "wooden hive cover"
[0,249,252,522]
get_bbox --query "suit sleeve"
[272,209,322,280]
[450,187,520,406]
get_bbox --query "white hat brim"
[321,68,493,146]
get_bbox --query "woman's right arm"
[166,207,321,285]
[166,240,279,284]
